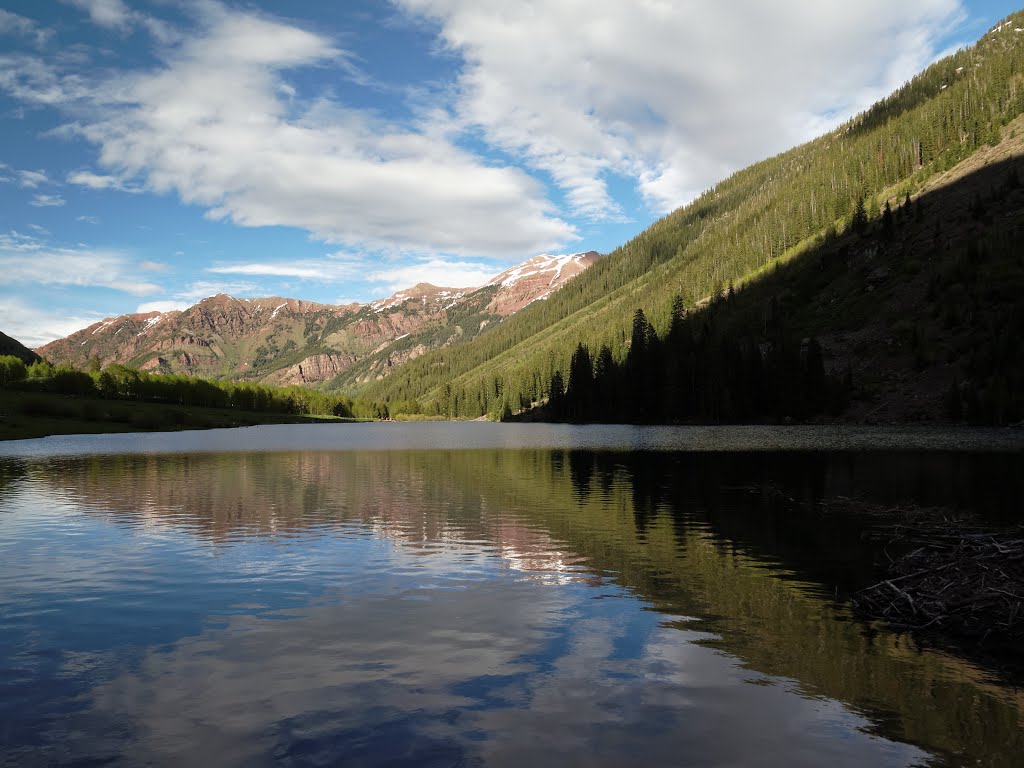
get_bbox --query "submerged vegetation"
[853,509,1024,668]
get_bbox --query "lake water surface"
[1,423,1023,767]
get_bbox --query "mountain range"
[36,251,602,387]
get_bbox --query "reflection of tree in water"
[567,450,593,502]
[549,448,1024,767]
[0,458,27,497]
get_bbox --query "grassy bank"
[0,390,368,441]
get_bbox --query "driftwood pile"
[852,512,1024,653]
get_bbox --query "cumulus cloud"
[0,231,160,295]
[28,4,575,259]
[0,0,973,286]
[399,0,964,215]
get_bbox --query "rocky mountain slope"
[38,251,602,386]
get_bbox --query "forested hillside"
[355,13,1024,422]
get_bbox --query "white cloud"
[17,169,48,188]
[0,231,160,295]
[399,0,964,215]
[206,252,507,294]
[30,5,575,259]
[67,169,140,193]
[0,53,94,105]
[63,0,132,29]
[0,0,973,272]
[76,215,100,224]
[61,0,178,43]
[367,258,500,290]
[136,300,189,314]
[0,296,105,347]
[29,193,65,207]
[207,254,367,282]
[134,281,267,314]
[209,263,330,279]
[0,10,53,48]
[176,280,262,301]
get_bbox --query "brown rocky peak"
[408,282,445,294]
[485,251,603,315]
[369,283,466,313]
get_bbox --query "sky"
[0,0,1018,346]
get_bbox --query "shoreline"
[0,390,369,442]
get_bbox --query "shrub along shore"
[0,356,386,441]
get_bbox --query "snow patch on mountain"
[486,252,599,290]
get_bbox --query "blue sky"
[0,0,1017,345]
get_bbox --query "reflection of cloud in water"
[81,580,564,766]
[77,580,926,768]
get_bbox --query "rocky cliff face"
[38,251,603,387]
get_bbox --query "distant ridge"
[38,251,603,387]
[0,331,41,365]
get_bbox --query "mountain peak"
[484,251,604,314]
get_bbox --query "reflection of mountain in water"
[14,448,1024,767]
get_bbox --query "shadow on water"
[1,445,1023,767]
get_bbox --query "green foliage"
[0,355,27,387]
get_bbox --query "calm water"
[1,424,1023,767]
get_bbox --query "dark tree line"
[546,297,846,424]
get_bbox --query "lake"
[1,423,1022,767]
